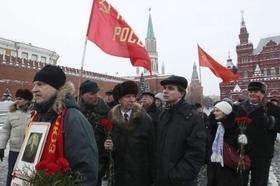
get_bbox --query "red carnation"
[100,119,113,131]
[45,162,60,176]
[235,117,253,124]
[57,158,70,173]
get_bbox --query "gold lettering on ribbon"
[48,116,61,154]
[98,0,111,14]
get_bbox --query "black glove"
[0,149,4,161]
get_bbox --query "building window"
[31,54,38,61]
[41,56,46,63]
[21,52,28,60]
[243,70,248,78]
[11,51,17,57]
[263,68,267,76]
[270,67,276,76]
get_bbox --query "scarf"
[32,109,69,175]
[211,122,225,166]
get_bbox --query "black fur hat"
[15,89,33,101]
[113,81,138,101]
[248,81,266,93]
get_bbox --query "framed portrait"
[11,122,51,184]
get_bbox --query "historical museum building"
[220,15,280,101]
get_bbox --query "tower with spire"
[236,11,253,66]
[187,63,203,104]
[137,9,159,75]
[220,11,280,101]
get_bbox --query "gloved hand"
[0,149,4,161]
[238,134,248,145]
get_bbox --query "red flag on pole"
[87,0,152,74]
[198,45,240,82]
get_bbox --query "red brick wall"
[0,55,127,99]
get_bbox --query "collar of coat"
[110,103,145,130]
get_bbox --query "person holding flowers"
[28,65,98,185]
[79,79,111,186]
[207,100,243,186]
[234,81,280,186]
[104,80,155,186]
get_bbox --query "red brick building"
[220,15,280,101]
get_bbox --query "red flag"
[198,45,240,82]
[87,0,151,73]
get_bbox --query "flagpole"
[77,37,88,101]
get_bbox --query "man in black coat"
[155,75,206,186]
[104,81,155,186]
[234,81,280,186]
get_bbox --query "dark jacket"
[234,100,280,159]
[109,103,155,186]
[34,82,98,186]
[80,98,111,186]
[155,100,206,186]
[145,103,161,139]
[207,112,242,186]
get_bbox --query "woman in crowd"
[207,101,244,186]
[0,89,33,186]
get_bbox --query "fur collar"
[52,81,75,114]
[110,103,145,130]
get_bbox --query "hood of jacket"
[109,103,145,130]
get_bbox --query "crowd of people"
[0,64,279,186]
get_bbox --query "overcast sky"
[1,0,280,95]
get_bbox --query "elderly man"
[31,65,98,185]
[155,75,206,186]
[79,79,111,186]
[234,81,280,186]
[104,81,155,186]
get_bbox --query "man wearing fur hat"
[155,75,206,186]
[104,80,155,186]
[234,81,280,186]
[79,79,111,186]
[30,65,98,185]
[0,89,33,186]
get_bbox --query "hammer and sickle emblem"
[98,0,111,14]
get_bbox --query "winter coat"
[145,103,161,139]
[109,103,155,186]
[207,112,243,186]
[0,103,31,152]
[234,100,280,159]
[80,98,111,186]
[33,82,98,186]
[155,100,206,186]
